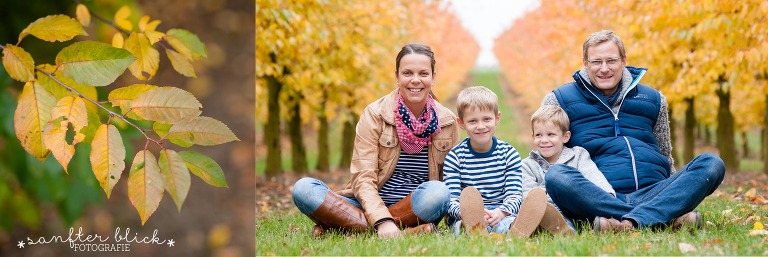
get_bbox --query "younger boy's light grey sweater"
[520,146,616,204]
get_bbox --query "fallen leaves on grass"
[678,242,697,253]
[751,222,768,236]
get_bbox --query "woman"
[292,43,460,239]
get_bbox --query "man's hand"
[376,221,401,239]
[485,209,508,227]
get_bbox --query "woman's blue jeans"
[545,152,725,228]
[292,177,449,226]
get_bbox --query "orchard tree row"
[256,0,479,176]
[494,0,768,173]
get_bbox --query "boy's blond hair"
[456,86,498,119]
[531,105,569,133]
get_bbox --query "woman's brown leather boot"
[307,191,368,237]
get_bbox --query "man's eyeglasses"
[588,58,621,68]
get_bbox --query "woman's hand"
[485,209,508,227]
[376,221,401,239]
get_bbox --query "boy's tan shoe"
[539,202,575,236]
[460,186,488,235]
[509,188,547,238]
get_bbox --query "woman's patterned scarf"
[394,93,441,154]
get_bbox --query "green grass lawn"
[256,191,767,255]
[257,69,768,255]
[256,186,768,255]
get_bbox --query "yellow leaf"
[745,188,757,198]
[166,49,196,78]
[14,82,54,161]
[124,32,159,80]
[112,33,124,48]
[50,96,88,133]
[138,16,151,32]
[18,14,88,43]
[114,6,133,31]
[130,87,202,123]
[128,150,164,225]
[90,124,126,198]
[159,149,191,211]
[755,222,765,230]
[144,31,165,45]
[108,84,157,112]
[42,120,75,173]
[76,4,91,27]
[2,44,35,82]
[166,116,239,147]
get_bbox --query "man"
[540,30,726,232]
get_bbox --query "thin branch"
[36,67,163,147]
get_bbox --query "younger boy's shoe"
[593,216,633,233]
[508,188,547,238]
[539,203,575,236]
[672,211,702,230]
[460,186,488,235]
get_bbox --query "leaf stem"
[36,68,163,147]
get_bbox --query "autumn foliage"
[494,0,768,171]
[1,5,237,224]
[256,1,479,175]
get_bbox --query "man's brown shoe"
[672,211,702,229]
[593,216,633,233]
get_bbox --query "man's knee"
[545,165,574,189]
[697,152,726,182]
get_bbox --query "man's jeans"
[545,152,725,228]
[292,177,449,224]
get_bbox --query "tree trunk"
[339,113,358,171]
[704,125,712,146]
[741,131,749,159]
[265,74,283,177]
[716,87,738,172]
[288,96,309,174]
[764,95,768,175]
[683,97,696,165]
[316,107,330,172]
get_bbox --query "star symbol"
[167,239,175,247]
[17,241,25,248]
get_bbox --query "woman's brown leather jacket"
[336,89,460,226]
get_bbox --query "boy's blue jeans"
[292,177,449,225]
[545,152,725,228]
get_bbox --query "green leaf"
[14,82,54,161]
[166,116,239,147]
[165,28,207,60]
[37,64,98,101]
[158,149,190,211]
[18,14,88,43]
[153,122,172,138]
[128,150,164,225]
[124,32,159,80]
[179,151,227,187]
[42,119,75,173]
[107,84,157,120]
[55,41,135,87]
[166,49,196,78]
[90,124,126,198]
[2,44,35,82]
[130,87,202,123]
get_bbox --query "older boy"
[443,86,546,237]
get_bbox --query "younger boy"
[443,86,546,237]
[520,105,616,234]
